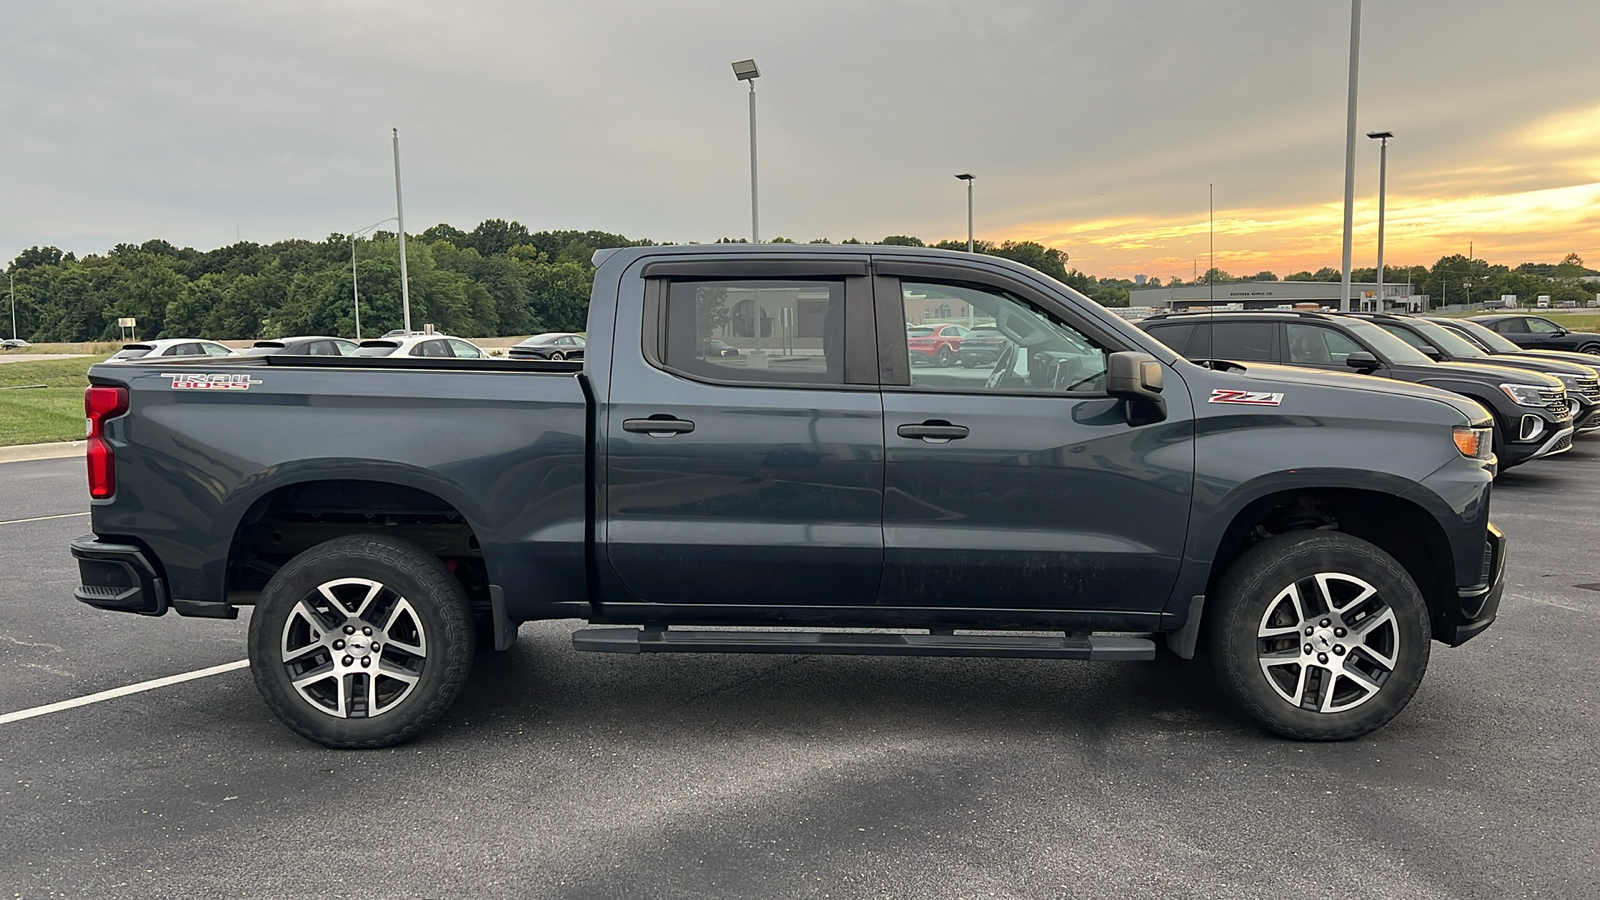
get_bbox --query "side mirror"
[1107,351,1167,425]
[1345,350,1381,372]
[1419,346,1443,361]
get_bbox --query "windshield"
[1342,319,1436,365]
[1447,318,1523,353]
[1407,319,1489,359]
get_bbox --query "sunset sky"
[1,1,1595,280]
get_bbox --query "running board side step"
[572,628,1156,661]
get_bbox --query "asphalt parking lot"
[2,452,1597,899]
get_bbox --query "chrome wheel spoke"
[349,580,384,620]
[1350,605,1397,642]
[380,599,427,657]
[1317,572,1375,615]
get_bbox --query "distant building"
[1129,280,1426,313]
[1134,274,1147,286]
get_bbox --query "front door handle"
[623,416,696,437]
[896,421,970,442]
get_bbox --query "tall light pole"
[7,269,14,341]
[1367,131,1393,312]
[392,128,412,333]
[351,217,398,341]
[732,59,760,243]
[1338,0,1363,312]
[955,174,975,252]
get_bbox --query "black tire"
[550,351,565,361]
[1580,344,1600,356]
[936,346,953,367]
[247,534,475,749]
[1206,531,1430,741]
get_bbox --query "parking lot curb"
[0,441,85,464]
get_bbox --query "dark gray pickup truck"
[73,246,1506,747]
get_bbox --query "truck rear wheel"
[247,534,474,749]
[1206,531,1430,740]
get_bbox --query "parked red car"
[906,323,968,367]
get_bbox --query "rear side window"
[1495,318,1529,334]
[1189,322,1275,362]
[1142,323,1195,356]
[662,280,845,385]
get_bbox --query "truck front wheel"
[1206,531,1431,741]
[247,535,475,749]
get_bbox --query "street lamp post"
[1367,131,1393,312]
[351,217,398,341]
[1338,0,1364,311]
[392,128,412,333]
[7,270,15,341]
[954,174,975,253]
[732,59,761,243]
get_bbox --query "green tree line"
[1153,252,1598,306]
[4,222,653,343]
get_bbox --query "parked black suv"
[1140,310,1573,468]
[1468,314,1600,355]
[1341,313,1600,435]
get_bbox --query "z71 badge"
[161,373,262,391]
[1208,388,1284,406]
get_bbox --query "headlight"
[1499,383,1552,407]
[1555,373,1581,389]
[1453,425,1494,460]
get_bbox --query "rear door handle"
[896,421,970,442]
[623,416,696,436]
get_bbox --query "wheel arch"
[224,475,492,614]
[1200,486,1459,644]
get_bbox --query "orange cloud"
[1007,180,1600,280]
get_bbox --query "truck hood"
[1201,360,1492,423]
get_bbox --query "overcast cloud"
[1,0,1596,277]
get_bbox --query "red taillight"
[85,385,128,500]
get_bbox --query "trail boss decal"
[1208,388,1284,406]
[162,373,262,391]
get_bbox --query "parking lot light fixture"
[1367,131,1393,311]
[955,174,975,253]
[732,59,760,243]
[7,269,14,341]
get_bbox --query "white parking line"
[0,659,249,725]
[0,511,90,526]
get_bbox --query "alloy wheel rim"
[279,578,428,718]
[1256,572,1400,714]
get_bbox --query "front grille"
[1576,377,1600,403]
[1550,433,1573,454]
[1542,389,1571,418]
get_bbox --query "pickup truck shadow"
[449,627,1256,743]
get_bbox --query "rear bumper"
[1450,523,1506,646]
[71,535,168,616]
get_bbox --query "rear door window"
[1142,323,1195,356]
[662,279,847,385]
[1190,321,1275,362]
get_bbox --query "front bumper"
[1450,523,1506,646]
[71,535,168,616]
